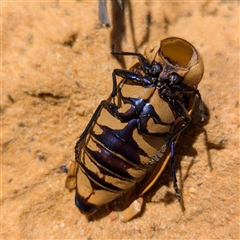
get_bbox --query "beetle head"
[144,37,204,86]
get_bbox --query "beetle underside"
[66,37,205,221]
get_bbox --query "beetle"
[66,37,205,221]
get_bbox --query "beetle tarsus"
[170,141,181,201]
[149,144,167,165]
[174,181,181,202]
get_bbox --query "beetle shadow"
[110,0,151,69]
[144,99,225,212]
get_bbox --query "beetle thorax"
[155,53,189,81]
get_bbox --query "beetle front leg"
[109,68,142,98]
[111,51,152,74]
[111,54,150,97]
[112,69,152,96]
[110,50,157,96]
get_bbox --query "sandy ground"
[1,1,239,239]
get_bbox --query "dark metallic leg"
[111,51,152,73]
[101,96,174,135]
[166,121,190,146]
[110,71,118,98]
[162,97,191,146]
[110,69,152,98]
[109,51,155,97]
[173,84,206,121]
[138,113,174,137]
[77,105,102,142]
[170,141,181,201]
[111,69,153,96]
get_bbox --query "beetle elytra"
[66,37,205,221]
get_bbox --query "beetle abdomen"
[74,81,177,213]
[75,110,153,213]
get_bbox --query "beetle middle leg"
[77,105,102,143]
[173,84,206,121]
[66,104,103,190]
[162,94,192,146]
[149,99,191,165]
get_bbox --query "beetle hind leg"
[120,197,144,222]
[65,160,78,190]
[170,141,181,201]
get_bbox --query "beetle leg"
[101,94,155,122]
[68,105,103,190]
[173,84,206,121]
[158,94,191,146]
[120,197,144,222]
[65,160,78,190]
[111,51,152,73]
[77,105,102,142]
[170,141,181,201]
[110,51,154,97]
[149,100,191,166]
[112,69,152,95]
[111,69,151,98]
[100,99,137,122]
[110,71,118,98]
[136,98,176,136]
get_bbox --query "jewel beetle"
[66,37,205,221]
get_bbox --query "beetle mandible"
[66,37,205,221]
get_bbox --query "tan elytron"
[66,37,204,221]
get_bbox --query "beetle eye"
[151,62,161,76]
[169,73,182,84]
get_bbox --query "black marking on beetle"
[84,143,137,183]
[94,120,149,166]
[75,191,98,214]
[91,131,145,173]
[78,158,122,192]
[85,139,139,181]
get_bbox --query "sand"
[1,1,239,239]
